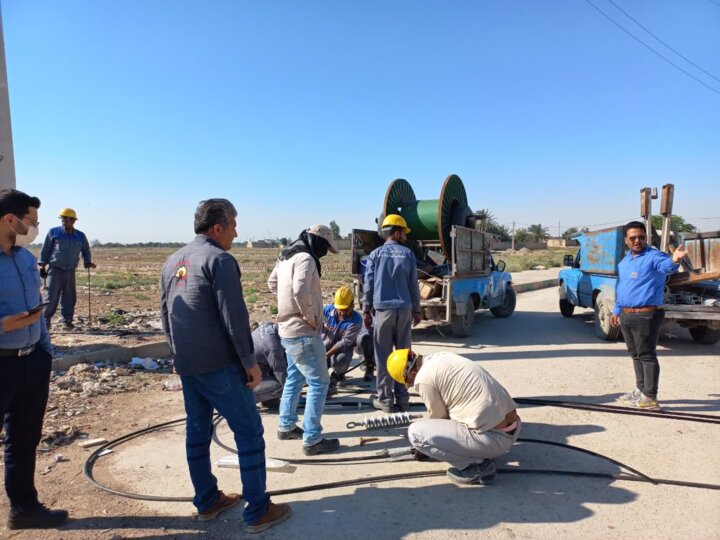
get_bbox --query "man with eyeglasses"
[386,349,520,486]
[38,208,96,330]
[0,189,68,529]
[611,221,687,410]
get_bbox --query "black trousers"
[0,348,52,511]
[619,310,664,399]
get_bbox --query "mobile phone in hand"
[27,302,50,315]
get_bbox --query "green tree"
[650,215,696,233]
[488,223,511,242]
[329,220,341,239]
[562,227,579,240]
[514,228,531,243]
[475,209,498,232]
[527,224,550,242]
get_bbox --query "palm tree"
[475,209,498,232]
[527,224,550,242]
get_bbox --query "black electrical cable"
[83,418,720,503]
[515,398,720,425]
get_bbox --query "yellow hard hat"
[334,286,354,310]
[59,208,78,220]
[387,349,412,387]
[381,214,411,234]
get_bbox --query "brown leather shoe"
[195,491,240,521]
[246,502,291,534]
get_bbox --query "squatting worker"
[0,189,68,530]
[268,224,340,455]
[387,349,520,486]
[38,208,96,330]
[252,322,287,408]
[322,286,363,392]
[362,214,421,413]
[160,199,290,533]
[611,220,687,410]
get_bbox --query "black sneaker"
[446,460,497,486]
[302,438,340,455]
[363,369,374,382]
[277,426,304,440]
[8,505,69,530]
[62,321,75,329]
[395,398,410,412]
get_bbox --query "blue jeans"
[180,365,269,523]
[279,336,330,446]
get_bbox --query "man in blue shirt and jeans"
[38,208,96,330]
[161,199,290,533]
[0,189,67,530]
[611,221,687,410]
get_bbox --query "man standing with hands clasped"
[161,199,290,533]
[611,221,687,410]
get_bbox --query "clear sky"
[3,0,719,243]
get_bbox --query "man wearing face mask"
[38,208,96,330]
[0,189,67,530]
[268,224,341,455]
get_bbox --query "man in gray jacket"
[252,322,287,408]
[161,199,290,533]
[362,214,421,413]
[268,224,340,455]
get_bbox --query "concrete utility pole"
[0,6,16,190]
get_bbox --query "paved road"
[116,287,720,539]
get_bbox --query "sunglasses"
[628,235,646,241]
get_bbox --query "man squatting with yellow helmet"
[387,349,520,485]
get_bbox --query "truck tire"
[594,293,620,341]
[689,326,720,345]
[491,285,516,318]
[451,298,475,337]
[559,298,575,318]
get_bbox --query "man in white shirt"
[386,349,520,485]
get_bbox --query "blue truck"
[558,226,720,344]
[352,225,515,337]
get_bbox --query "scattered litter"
[53,454,68,463]
[129,357,159,371]
[163,379,183,391]
[79,438,108,448]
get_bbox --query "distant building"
[247,240,277,249]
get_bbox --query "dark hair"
[624,221,646,236]
[194,198,237,234]
[0,189,41,218]
[380,225,404,240]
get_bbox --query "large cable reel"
[381,174,475,259]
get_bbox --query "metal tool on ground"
[359,437,379,446]
[346,412,422,429]
[374,446,414,461]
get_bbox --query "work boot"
[372,397,393,414]
[277,426,304,440]
[7,505,68,530]
[618,388,642,404]
[330,372,347,388]
[260,398,281,409]
[246,502,291,534]
[62,320,75,330]
[363,368,374,382]
[303,438,340,455]
[395,397,410,413]
[326,384,338,398]
[447,460,497,486]
[195,491,240,521]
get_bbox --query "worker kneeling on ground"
[322,287,373,393]
[387,349,520,486]
[252,322,287,408]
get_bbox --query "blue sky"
[3,0,719,243]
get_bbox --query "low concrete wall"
[513,278,558,293]
[52,340,171,371]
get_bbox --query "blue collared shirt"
[362,240,421,313]
[321,304,362,352]
[0,246,53,353]
[39,226,92,269]
[613,246,679,316]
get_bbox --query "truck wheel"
[451,298,475,337]
[559,298,575,318]
[689,326,720,345]
[491,285,516,318]
[594,293,620,341]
